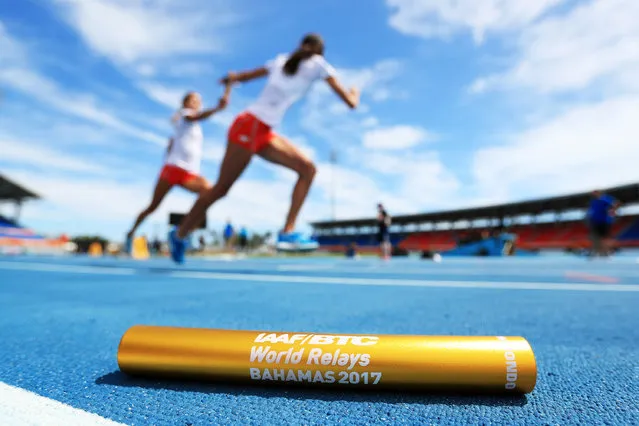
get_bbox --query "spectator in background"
[238,227,248,252]
[223,220,234,249]
[152,238,161,255]
[377,203,392,260]
[586,190,621,257]
[346,242,358,259]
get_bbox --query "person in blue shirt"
[586,190,620,257]
[223,220,234,249]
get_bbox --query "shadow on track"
[96,371,528,407]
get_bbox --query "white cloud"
[138,82,187,110]
[310,162,410,219]
[264,137,464,223]
[50,0,234,115]
[361,117,380,128]
[330,59,402,89]
[1,100,165,153]
[309,152,462,221]
[338,59,405,102]
[0,25,165,146]
[300,59,405,145]
[371,88,402,102]
[53,0,237,67]
[473,96,639,198]
[0,22,26,63]
[208,177,308,231]
[363,125,435,150]
[384,0,639,209]
[138,82,228,112]
[0,67,165,145]
[135,64,156,77]
[202,142,226,163]
[5,168,192,223]
[461,0,639,200]
[386,0,565,44]
[468,78,489,95]
[471,0,639,94]
[0,138,108,174]
[166,62,216,78]
[295,57,464,219]
[362,150,461,205]
[244,145,463,227]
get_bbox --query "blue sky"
[1,0,638,241]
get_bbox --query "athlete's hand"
[348,87,359,105]
[217,96,229,110]
[220,72,237,85]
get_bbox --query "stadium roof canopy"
[0,174,41,202]
[311,183,639,230]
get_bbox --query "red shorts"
[228,112,276,153]
[159,164,198,186]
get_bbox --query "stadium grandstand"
[0,174,70,254]
[311,183,639,255]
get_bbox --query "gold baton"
[117,326,537,394]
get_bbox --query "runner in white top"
[126,88,230,253]
[165,107,205,174]
[246,53,337,127]
[169,33,360,263]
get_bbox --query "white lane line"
[5,259,639,275]
[4,260,638,279]
[169,270,639,292]
[0,382,125,426]
[2,260,638,292]
[0,262,137,275]
[280,264,639,277]
[277,265,336,271]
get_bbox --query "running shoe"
[168,228,186,264]
[276,231,319,251]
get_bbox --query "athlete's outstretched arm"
[184,82,233,122]
[221,68,269,85]
[325,76,359,109]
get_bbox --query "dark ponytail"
[283,33,324,76]
[283,50,307,76]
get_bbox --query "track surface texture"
[1,254,638,425]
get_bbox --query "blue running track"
[1,254,638,425]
